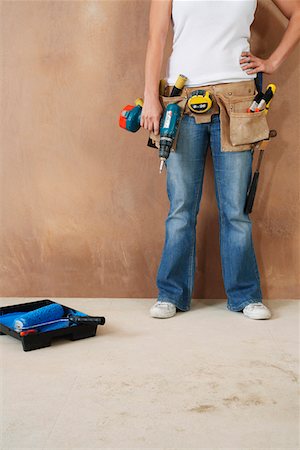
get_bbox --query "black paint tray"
[0,299,105,351]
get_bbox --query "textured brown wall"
[0,1,299,299]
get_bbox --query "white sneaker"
[150,301,177,319]
[243,302,271,320]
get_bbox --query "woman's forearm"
[143,0,171,100]
[144,37,165,99]
[269,1,300,70]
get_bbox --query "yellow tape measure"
[187,89,213,114]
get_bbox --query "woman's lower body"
[156,113,263,312]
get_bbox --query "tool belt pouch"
[217,92,270,149]
[148,95,188,152]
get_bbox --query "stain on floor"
[189,404,217,413]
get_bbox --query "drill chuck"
[159,137,173,159]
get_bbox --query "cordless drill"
[158,74,187,172]
[120,99,182,173]
[119,74,188,173]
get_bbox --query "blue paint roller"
[10,304,105,332]
[13,303,65,332]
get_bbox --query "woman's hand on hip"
[140,96,163,135]
[239,51,277,75]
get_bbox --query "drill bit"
[159,159,166,173]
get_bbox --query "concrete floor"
[0,298,299,450]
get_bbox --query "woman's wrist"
[144,90,160,100]
[267,56,281,72]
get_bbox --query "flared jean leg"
[209,114,263,311]
[156,115,210,311]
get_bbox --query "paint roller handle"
[67,314,105,326]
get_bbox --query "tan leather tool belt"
[149,79,270,153]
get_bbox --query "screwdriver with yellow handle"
[244,83,277,214]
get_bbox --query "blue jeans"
[156,113,263,312]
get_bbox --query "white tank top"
[165,0,257,87]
